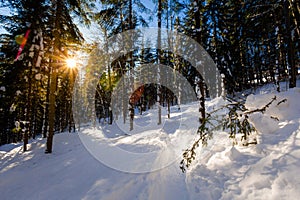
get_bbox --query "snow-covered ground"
[1,82,300,200]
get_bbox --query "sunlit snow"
[0,81,300,200]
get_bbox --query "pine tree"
[0,0,51,150]
[45,0,91,153]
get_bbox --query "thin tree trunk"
[157,0,162,125]
[45,65,57,153]
[285,0,296,88]
[194,0,206,123]
[23,64,33,152]
[129,0,135,130]
[43,68,50,138]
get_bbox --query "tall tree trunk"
[129,0,135,131]
[104,28,113,125]
[194,0,205,123]
[23,63,33,152]
[46,0,62,153]
[285,0,296,88]
[45,65,57,153]
[157,0,162,125]
[43,68,51,138]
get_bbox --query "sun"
[66,58,77,69]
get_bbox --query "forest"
[0,0,299,154]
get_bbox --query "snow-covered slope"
[1,85,300,200]
[187,87,300,200]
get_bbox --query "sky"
[0,6,10,34]
[0,1,160,46]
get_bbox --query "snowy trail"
[79,106,196,200]
[146,162,189,200]
[0,126,193,200]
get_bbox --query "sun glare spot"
[66,58,77,69]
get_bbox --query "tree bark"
[45,0,62,153]
[157,0,162,125]
[285,0,296,88]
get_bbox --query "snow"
[1,82,300,200]
[0,86,5,91]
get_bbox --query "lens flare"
[15,29,30,61]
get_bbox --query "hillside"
[1,85,300,200]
